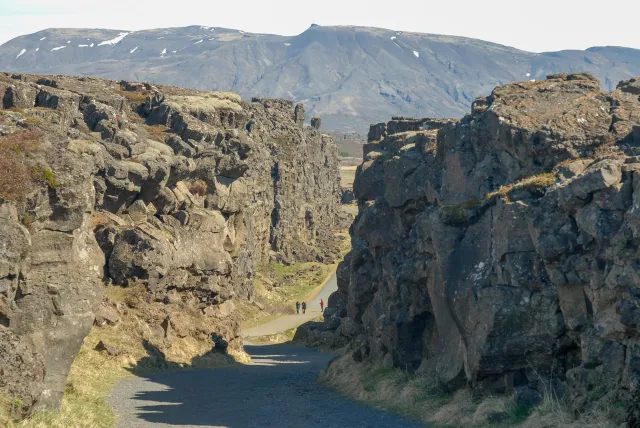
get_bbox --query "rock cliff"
[0,73,340,418]
[314,73,640,423]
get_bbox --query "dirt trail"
[108,343,422,428]
[242,273,337,339]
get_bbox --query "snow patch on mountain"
[16,49,26,59]
[51,46,66,51]
[98,32,130,46]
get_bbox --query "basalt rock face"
[321,73,640,418]
[0,72,340,416]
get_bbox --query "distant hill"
[1,25,640,132]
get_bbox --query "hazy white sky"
[1,0,639,52]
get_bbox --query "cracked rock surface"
[0,72,341,417]
[315,73,640,422]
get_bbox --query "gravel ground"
[108,343,423,428]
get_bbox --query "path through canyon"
[108,275,422,427]
[107,344,422,428]
[242,274,338,339]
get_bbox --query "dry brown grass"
[244,327,299,345]
[238,262,334,330]
[118,90,148,104]
[2,285,246,428]
[165,93,242,113]
[0,131,44,202]
[319,355,475,426]
[340,166,357,188]
[487,172,556,200]
[22,117,42,127]
[319,354,625,428]
[143,124,169,142]
[185,180,208,197]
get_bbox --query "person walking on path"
[301,302,307,314]
[320,299,325,313]
[296,301,301,314]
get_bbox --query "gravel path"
[108,343,423,428]
[242,274,338,339]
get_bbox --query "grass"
[319,354,626,428]
[319,354,467,425]
[9,332,128,428]
[238,262,334,330]
[264,262,332,301]
[439,197,489,226]
[340,166,357,188]
[143,124,169,143]
[165,93,242,113]
[118,89,148,104]
[0,395,25,424]
[23,118,42,127]
[36,167,58,188]
[487,172,556,200]
[238,219,350,332]
[438,172,558,226]
[184,179,207,197]
[244,327,298,344]
[1,320,133,428]
[0,131,44,202]
[2,285,244,428]
[244,315,324,345]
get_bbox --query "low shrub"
[185,180,208,196]
[143,124,168,142]
[0,131,43,202]
[36,167,58,188]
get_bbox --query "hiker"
[301,301,307,314]
[320,299,325,313]
[296,301,301,314]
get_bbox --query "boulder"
[94,304,119,326]
[311,117,321,130]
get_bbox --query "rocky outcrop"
[0,73,340,417]
[319,73,640,420]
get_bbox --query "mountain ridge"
[2,24,640,132]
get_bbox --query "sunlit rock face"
[0,72,340,417]
[318,73,640,421]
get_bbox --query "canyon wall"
[312,73,640,422]
[0,73,340,417]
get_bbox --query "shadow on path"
[109,343,422,428]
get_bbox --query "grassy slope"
[320,353,626,428]
[339,166,357,188]
[236,262,334,330]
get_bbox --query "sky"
[1,0,639,53]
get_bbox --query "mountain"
[1,25,640,132]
